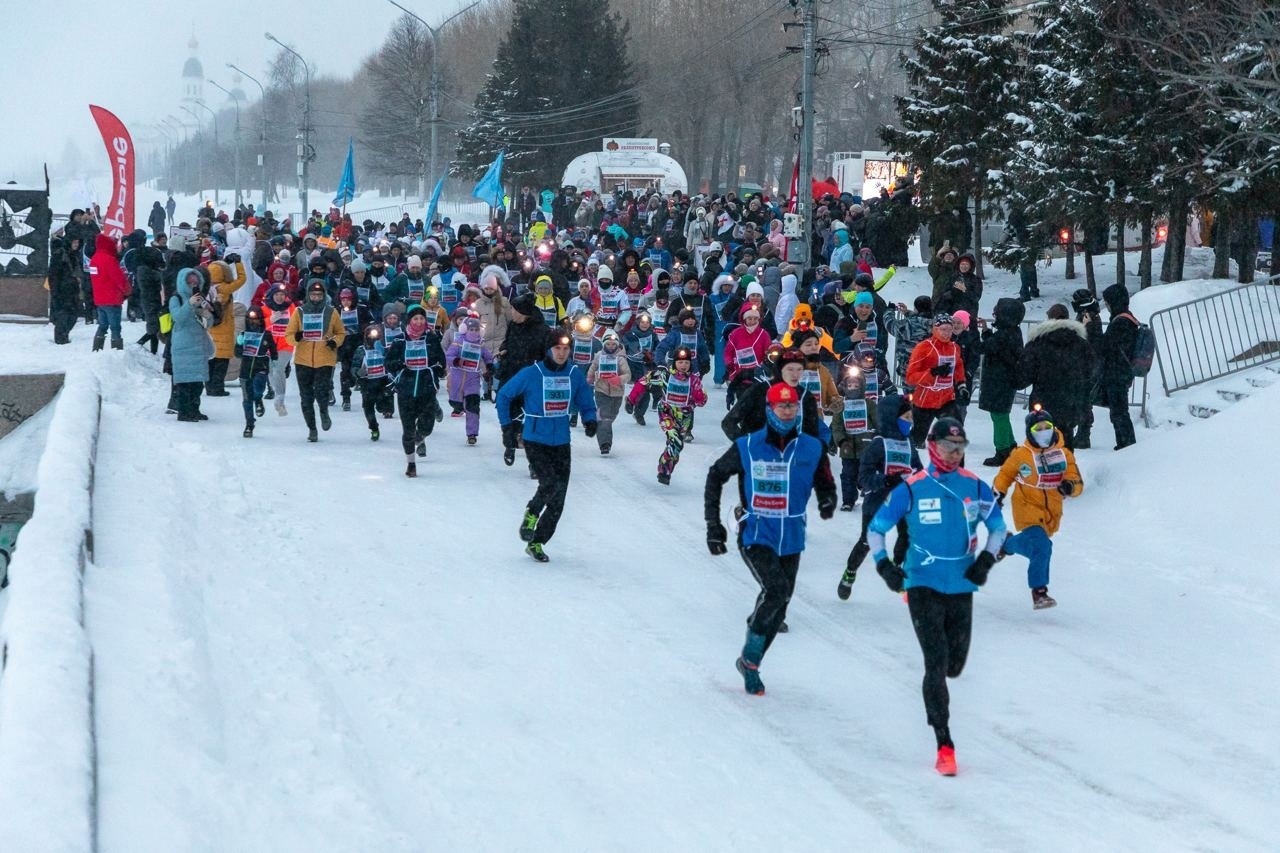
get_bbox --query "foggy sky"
[0,0,475,186]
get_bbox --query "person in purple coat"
[445,316,496,444]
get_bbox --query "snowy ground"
[1,255,1277,851]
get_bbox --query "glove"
[583,421,598,438]
[325,339,337,350]
[452,357,461,366]
[707,522,728,556]
[236,333,244,345]
[292,330,303,342]
[964,551,997,587]
[955,384,970,405]
[224,253,241,264]
[931,363,953,377]
[827,442,838,456]
[818,495,837,520]
[502,424,518,450]
[1057,480,1075,496]
[876,558,906,593]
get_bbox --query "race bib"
[665,374,691,407]
[636,334,654,352]
[241,331,265,358]
[931,354,955,390]
[270,310,290,337]
[883,438,914,477]
[459,340,482,372]
[425,312,440,332]
[680,332,698,348]
[572,336,595,365]
[800,369,822,398]
[341,308,359,332]
[864,368,879,400]
[598,292,621,321]
[652,313,668,335]
[373,275,391,293]
[356,285,371,302]
[540,307,559,325]
[408,279,425,301]
[750,461,790,519]
[842,398,868,434]
[598,354,620,380]
[735,346,759,369]
[1034,447,1068,489]
[365,344,386,379]
[302,312,324,342]
[440,288,458,314]
[543,375,572,415]
[405,338,428,370]
[383,325,404,344]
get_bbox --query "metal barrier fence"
[1148,275,1280,394]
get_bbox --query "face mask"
[1032,427,1055,448]
[897,417,913,437]
[766,407,798,435]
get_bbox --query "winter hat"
[708,241,723,254]
[928,417,967,443]
[951,310,971,327]
[740,303,761,321]
[601,328,621,345]
[339,287,355,301]
[831,220,849,232]
[672,347,694,365]
[745,282,765,300]
[278,249,292,262]
[406,255,423,270]
[1072,288,1099,313]
[350,258,367,273]
[597,265,614,281]
[734,263,750,276]
[511,292,538,317]
[1026,404,1054,434]
[766,382,799,406]
[307,280,326,296]
[792,329,819,349]
[853,291,874,307]
[776,348,806,371]
[933,312,955,327]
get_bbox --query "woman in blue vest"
[384,305,447,478]
[867,418,1008,776]
[496,330,598,563]
[705,382,837,696]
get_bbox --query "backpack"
[1118,312,1155,377]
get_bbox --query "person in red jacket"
[88,233,132,351]
[905,313,966,447]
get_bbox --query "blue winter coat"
[496,359,598,447]
[869,466,1005,594]
[169,267,214,383]
[654,327,711,374]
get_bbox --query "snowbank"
[0,369,101,853]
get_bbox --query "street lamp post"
[265,33,312,223]
[387,0,480,202]
[193,99,221,206]
[209,80,243,208]
[228,63,270,209]
[180,105,205,204]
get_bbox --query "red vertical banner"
[787,156,800,214]
[88,105,135,240]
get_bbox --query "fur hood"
[1027,317,1087,343]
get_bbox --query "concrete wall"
[0,373,64,441]
[0,277,50,319]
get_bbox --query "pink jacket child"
[724,303,773,385]
[444,316,495,442]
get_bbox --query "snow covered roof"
[562,151,688,194]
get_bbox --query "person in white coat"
[774,272,801,337]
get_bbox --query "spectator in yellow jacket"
[205,256,247,395]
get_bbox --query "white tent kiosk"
[561,138,688,195]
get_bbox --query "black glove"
[707,522,728,556]
[452,357,461,366]
[583,420,598,438]
[325,339,337,350]
[955,384,970,405]
[964,551,997,587]
[502,424,518,450]
[876,558,906,593]
[818,494,837,520]
[826,442,838,456]
[1057,480,1075,496]
[931,363,953,377]
[224,253,241,264]
[292,330,303,342]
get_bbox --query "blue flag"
[472,150,505,208]
[424,176,446,229]
[333,138,357,207]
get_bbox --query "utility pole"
[388,0,480,202]
[266,33,312,223]
[228,64,269,210]
[797,0,816,274]
[208,80,243,208]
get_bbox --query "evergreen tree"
[880,0,1021,273]
[455,0,641,186]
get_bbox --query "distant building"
[181,34,203,112]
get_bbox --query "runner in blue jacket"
[867,417,1007,777]
[705,382,837,696]
[497,330,598,562]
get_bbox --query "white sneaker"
[275,400,287,416]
